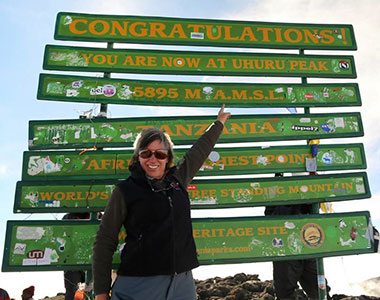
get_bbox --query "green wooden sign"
[54,13,356,50]
[22,143,366,180]
[189,172,370,208]
[2,212,372,271]
[29,113,363,150]
[38,73,361,107]
[14,172,370,213]
[43,45,356,78]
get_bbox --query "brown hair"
[128,127,174,171]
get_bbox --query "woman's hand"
[217,104,231,125]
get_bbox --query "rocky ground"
[195,273,380,300]
[42,273,380,300]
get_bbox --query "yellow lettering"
[168,23,186,38]
[69,19,87,35]
[184,88,201,99]
[89,20,110,35]
[129,21,148,37]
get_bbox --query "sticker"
[71,80,83,88]
[25,192,39,206]
[320,124,333,132]
[190,32,205,39]
[355,183,365,193]
[121,85,134,98]
[22,258,37,266]
[16,227,45,240]
[288,232,302,254]
[90,86,104,95]
[187,184,197,190]
[275,87,284,93]
[340,237,355,246]
[343,148,355,163]
[284,222,295,229]
[175,58,184,66]
[338,219,347,230]
[256,155,269,165]
[291,125,319,131]
[306,157,317,172]
[317,275,326,289]
[28,249,44,259]
[13,243,26,255]
[304,93,314,99]
[208,151,220,162]
[66,89,79,97]
[103,85,116,97]
[334,117,345,128]
[63,16,72,25]
[299,118,311,123]
[301,223,325,247]
[321,152,333,164]
[272,238,284,247]
[339,61,350,69]
[350,227,358,240]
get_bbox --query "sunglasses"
[139,149,169,160]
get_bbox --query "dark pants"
[64,270,86,300]
[111,271,196,300]
[273,259,320,299]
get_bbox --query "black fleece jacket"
[92,121,223,295]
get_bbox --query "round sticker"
[208,151,220,162]
[338,61,350,69]
[103,85,116,97]
[301,223,325,247]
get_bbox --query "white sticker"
[13,243,26,255]
[90,86,104,96]
[300,118,311,123]
[306,157,317,172]
[37,258,51,265]
[355,183,365,193]
[16,227,45,240]
[208,151,220,162]
[22,258,37,266]
[284,221,295,229]
[190,32,204,39]
[334,117,345,128]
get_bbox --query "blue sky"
[1,0,380,298]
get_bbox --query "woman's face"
[138,140,169,179]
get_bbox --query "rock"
[41,273,380,300]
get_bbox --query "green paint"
[14,173,370,213]
[38,73,361,107]
[2,212,372,271]
[43,45,356,78]
[29,113,363,150]
[55,13,356,50]
[22,144,366,179]
[189,172,370,208]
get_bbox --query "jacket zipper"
[167,195,177,274]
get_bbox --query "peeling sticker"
[16,227,45,240]
[299,118,311,123]
[13,243,26,255]
[334,117,345,128]
[284,222,295,229]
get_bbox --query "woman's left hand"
[217,104,231,125]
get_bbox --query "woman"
[92,105,230,300]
